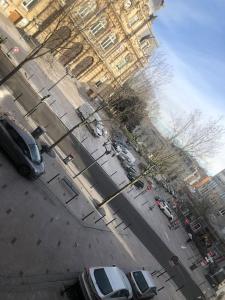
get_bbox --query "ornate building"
[0,0,164,97]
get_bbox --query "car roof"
[91,266,132,293]
[6,117,36,145]
[132,270,156,288]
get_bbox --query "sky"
[152,0,225,175]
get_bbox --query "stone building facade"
[0,0,164,97]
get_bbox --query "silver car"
[0,116,45,179]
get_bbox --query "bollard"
[106,218,117,226]
[123,223,131,230]
[47,173,60,184]
[24,107,37,118]
[141,200,149,206]
[115,221,123,229]
[127,188,134,194]
[165,275,176,282]
[49,100,56,106]
[100,160,108,166]
[157,270,167,277]
[82,210,95,221]
[59,112,67,119]
[151,270,158,275]
[90,149,98,155]
[65,195,77,204]
[134,190,146,199]
[14,93,23,102]
[81,137,88,143]
[119,180,126,186]
[95,215,106,224]
[176,285,184,292]
[110,171,117,177]
[37,87,45,94]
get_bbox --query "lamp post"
[47,66,74,91]
[73,141,112,179]
[24,94,51,117]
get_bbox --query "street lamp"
[73,141,112,179]
[24,94,51,117]
[47,66,74,91]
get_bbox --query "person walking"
[186,232,193,243]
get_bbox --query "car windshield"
[94,268,113,295]
[28,144,41,163]
[133,272,149,293]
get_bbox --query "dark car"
[0,116,45,179]
[127,172,144,189]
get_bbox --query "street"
[0,47,207,300]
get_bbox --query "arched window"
[78,0,97,19]
[100,34,117,51]
[90,19,107,36]
[45,26,71,50]
[116,54,133,70]
[59,43,83,66]
[72,56,94,77]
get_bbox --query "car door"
[0,122,22,164]
[4,123,29,166]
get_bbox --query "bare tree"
[0,4,75,86]
[167,110,225,159]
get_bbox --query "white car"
[158,202,174,221]
[79,266,133,300]
[128,270,157,299]
[76,103,104,137]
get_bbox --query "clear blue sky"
[153,0,225,174]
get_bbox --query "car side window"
[120,289,129,298]
[5,124,30,156]
[111,289,129,298]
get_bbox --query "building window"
[116,54,132,70]
[90,19,107,36]
[21,0,38,10]
[140,39,149,50]
[219,208,225,216]
[78,0,97,19]
[95,75,107,88]
[128,15,139,27]
[101,34,117,51]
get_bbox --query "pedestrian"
[169,255,179,266]
[186,232,193,243]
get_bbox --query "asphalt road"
[0,51,204,299]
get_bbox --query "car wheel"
[18,165,31,177]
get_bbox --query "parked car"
[0,115,44,179]
[121,159,135,171]
[118,149,136,164]
[128,270,157,299]
[127,172,144,189]
[158,202,174,221]
[79,266,133,300]
[76,103,104,137]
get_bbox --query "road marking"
[181,245,187,249]
[164,232,170,241]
